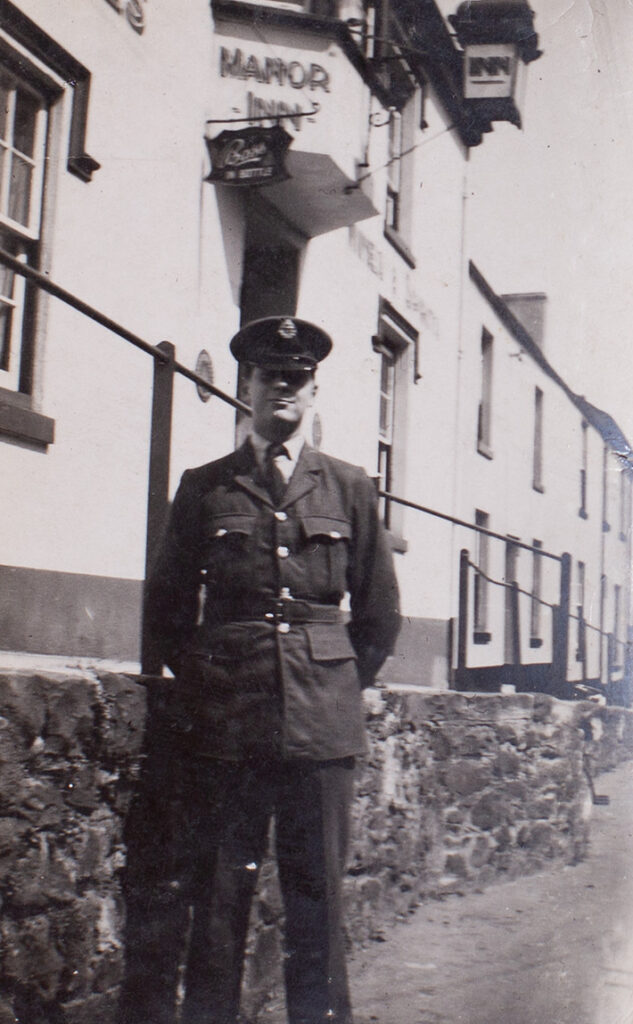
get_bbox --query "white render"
[0,0,630,696]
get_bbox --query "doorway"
[236,200,303,443]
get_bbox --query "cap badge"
[278,318,298,340]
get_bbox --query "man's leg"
[119,752,199,1024]
[181,759,274,1024]
[275,758,356,1024]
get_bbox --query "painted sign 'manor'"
[220,47,331,92]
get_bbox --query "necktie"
[263,442,288,505]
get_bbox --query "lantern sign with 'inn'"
[205,125,292,186]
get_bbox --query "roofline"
[469,260,633,464]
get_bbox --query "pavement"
[348,760,633,1024]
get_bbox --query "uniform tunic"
[144,439,401,760]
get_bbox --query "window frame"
[473,509,491,643]
[0,71,48,397]
[373,300,416,551]
[529,539,543,647]
[601,444,611,532]
[477,327,493,459]
[0,4,100,447]
[383,93,418,268]
[532,386,544,492]
[619,468,630,542]
[575,560,586,665]
[0,31,67,446]
[579,420,588,518]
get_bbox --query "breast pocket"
[202,513,256,583]
[300,515,352,594]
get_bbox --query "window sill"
[383,226,416,268]
[388,531,408,554]
[529,637,543,649]
[477,439,493,460]
[474,631,491,645]
[0,393,55,447]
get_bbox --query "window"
[0,72,47,396]
[504,538,520,664]
[473,509,490,642]
[374,301,415,548]
[612,583,623,673]
[602,445,610,531]
[614,584,621,642]
[385,111,402,234]
[579,421,588,518]
[575,561,586,665]
[0,9,99,447]
[383,94,418,267]
[377,347,395,514]
[619,469,630,541]
[477,328,493,458]
[235,199,302,446]
[532,387,544,492]
[530,539,543,647]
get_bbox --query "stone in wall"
[0,670,145,1024]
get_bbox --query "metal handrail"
[380,489,562,561]
[466,556,623,647]
[0,240,564,561]
[0,247,251,415]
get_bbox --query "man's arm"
[346,471,401,687]
[144,470,202,674]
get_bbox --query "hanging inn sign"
[205,125,292,186]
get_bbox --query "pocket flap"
[205,513,255,538]
[306,624,357,662]
[301,516,352,541]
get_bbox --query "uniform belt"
[217,599,342,625]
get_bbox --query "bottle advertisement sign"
[204,125,293,186]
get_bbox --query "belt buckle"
[264,597,290,623]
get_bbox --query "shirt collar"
[249,431,305,463]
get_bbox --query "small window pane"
[0,260,15,298]
[0,81,10,142]
[0,299,14,371]
[13,88,38,158]
[8,155,32,225]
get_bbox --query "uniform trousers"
[119,751,355,1024]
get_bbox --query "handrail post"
[578,606,587,682]
[141,341,175,675]
[455,548,470,689]
[510,581,521,666]
[552,551,571,694]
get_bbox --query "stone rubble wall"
[242,689,633,1019]
[0,671,632,1024]
[0,671,146,1024]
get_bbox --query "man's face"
[245,365,316,440]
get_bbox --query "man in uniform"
[120,316,400,1024]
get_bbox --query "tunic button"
[277,621,290,634]
[277,546,289,558]
[275,511,288,521]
